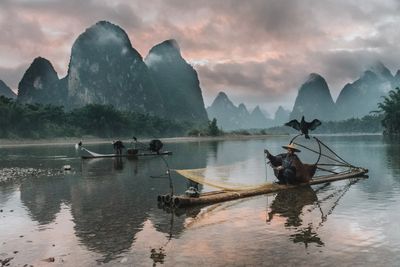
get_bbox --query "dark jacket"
[267,153,316,183]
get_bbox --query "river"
[1,135,399,266]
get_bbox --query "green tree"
[377,87,400,134]
[208,118,220,136]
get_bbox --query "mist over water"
[1,135,400,266]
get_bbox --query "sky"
[1,0,400,115]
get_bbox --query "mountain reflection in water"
[3,136,400,266]
[15,142,208,263]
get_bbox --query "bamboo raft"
[81,150,172,159]
[80,146,172,159]
[159,167,368,208]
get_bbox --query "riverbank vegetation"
[376,87,400,135]
[0,96,193,138]
[187,118,224,137]
[0,96,385,140]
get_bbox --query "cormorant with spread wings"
[285,116,321,139]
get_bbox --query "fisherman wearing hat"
[265,143,314,184]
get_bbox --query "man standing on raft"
[265,143,316,185]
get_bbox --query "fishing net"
[175,166,267,191]
[174,159,270,191]
[175,135,359,191]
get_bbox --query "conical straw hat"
[282,143,301,153]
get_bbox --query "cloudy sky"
[1,0,400,114]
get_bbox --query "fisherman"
[264,143,316,184]
[113,140,125,155]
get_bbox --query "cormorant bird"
[285,116,321,139]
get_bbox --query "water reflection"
[290,225,324,248]
[150,246,166,266]
[267,180,360,248]
[20,176,71,225]
[267,186,317,227]
[0,184,17,205]
[16,142,208,263]
[3,137,392,266]
[70,178,146,263]
[384,136,400,177]
[72,157,193,263]
[113,157,124,170]
[152,205,202,236]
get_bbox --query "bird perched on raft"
[285,116,321,139]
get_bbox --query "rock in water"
[63,165,71,171]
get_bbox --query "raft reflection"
[267,180,360,248]
[267,186,317,227]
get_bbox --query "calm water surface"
[1,135,400,266]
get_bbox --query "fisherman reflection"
[150,247,166,266]
[113,157,124,170]
[266,186,324,247]
[290,224,324,248]
[267,185,317,227]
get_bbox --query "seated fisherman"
[264,143,316,184]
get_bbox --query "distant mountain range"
[206,92,289,130]
[208,61,399,130]
[1,21,398,128]
[291,62,398,121]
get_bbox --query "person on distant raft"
[264,143,316,184]
[113,140,125,155]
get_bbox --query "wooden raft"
[164,167,368,208]
[81,150,172,159]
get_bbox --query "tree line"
[0,96,194,139]
[2,90,398,139]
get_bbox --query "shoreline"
[0,134,287,148]
[0,132,382,148]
